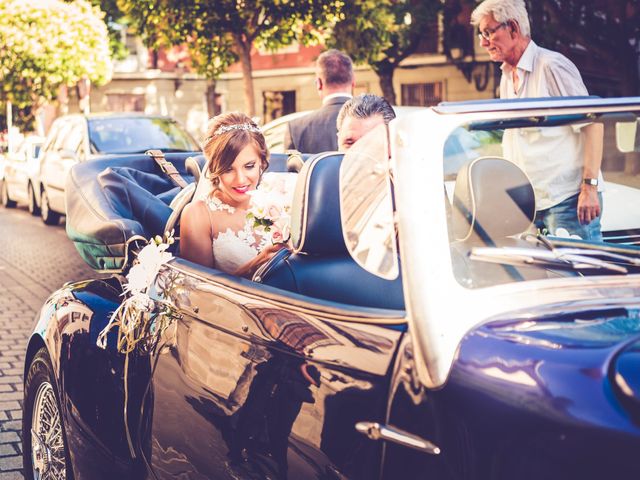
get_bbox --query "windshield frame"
[390,99,640,389]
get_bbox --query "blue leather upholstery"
[66,152,202,272]
[267,152,313,173]
[256,153,405,311]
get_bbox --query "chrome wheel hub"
[31,382,66,480]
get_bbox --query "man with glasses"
[471,0,604,241]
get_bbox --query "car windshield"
[444,108,640,289]
[88,117,200,154]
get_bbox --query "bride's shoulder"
[181,199,210,225]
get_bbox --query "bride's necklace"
[207,195,236,214]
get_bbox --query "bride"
[180,112,284,277]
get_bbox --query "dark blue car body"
[23,98,640,479]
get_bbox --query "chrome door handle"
[355,422,441,455]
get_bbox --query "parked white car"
[0,135,44,214]
[36,113,200,225]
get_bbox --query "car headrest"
[284,150,314,172]
[452,156,535,242]
[291,153,346,255]
[185,155,205,183]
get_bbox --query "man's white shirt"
[500,40,602,210]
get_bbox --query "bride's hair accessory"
[205,123,261,142]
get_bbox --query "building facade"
[88,13,499,139]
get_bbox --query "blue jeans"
[534,192,603,242]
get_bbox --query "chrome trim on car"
[355,421,441,455]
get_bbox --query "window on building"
[263,91,296,124]
[106,94,146,112]
[401,82,443,107]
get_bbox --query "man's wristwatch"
[583,178,598,186]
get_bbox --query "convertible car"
[23,97,640,480]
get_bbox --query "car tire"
[23,347,74,480]
[40,190,60,225]
[28,183,40,215]
[1,180,17,208]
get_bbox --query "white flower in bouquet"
[124,238,174,295]
[97,231,175,351]
[247,172,296,245]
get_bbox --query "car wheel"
[28,183,40,215]
[40,190,60,225]
[23,347,73,480]
[1,180,17,208]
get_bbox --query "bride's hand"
[234,242,287,278]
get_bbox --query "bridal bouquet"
[96,230,179,456]
[97,231,176,354]
[247,172,297,245]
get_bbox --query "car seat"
[450,156,544,286]
[254,153,405,310]
[164,154,206,236]
[451,156,536,244]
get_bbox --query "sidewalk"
[0,208,98,479]
[0,258,49,480]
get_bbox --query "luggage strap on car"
[146,149,189,189]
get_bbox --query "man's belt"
[146,149,189,189]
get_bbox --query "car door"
[142,261,405,479]
[46,120,84,213]
[40,120,71,210]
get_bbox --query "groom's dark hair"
[336,94,396,131]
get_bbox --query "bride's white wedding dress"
[201,172,297,275]
[206,196,268,274]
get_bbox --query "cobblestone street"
[0,206,98,479]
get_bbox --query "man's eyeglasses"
[477,22,508,41]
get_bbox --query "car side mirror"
[59,149,78,161]
[616,120,639,153]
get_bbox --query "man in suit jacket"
[284,49,354,154]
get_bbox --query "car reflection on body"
[0,135,44,214]
[35,113,200,225]
[22,97,640,480]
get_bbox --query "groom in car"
[336,93,396,152]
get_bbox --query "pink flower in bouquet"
[247,173,296,245]
[270,216,291,244]
[266,204,283,222]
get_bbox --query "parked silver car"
[36,113,200,225]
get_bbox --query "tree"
[92,0,129,61]
[525,0,640,96]
[120,0,341,117]
[328,0,442,104]
[0,0,112,132]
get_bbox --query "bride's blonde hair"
[203,112,269,188]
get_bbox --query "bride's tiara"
[205,123,262,142]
